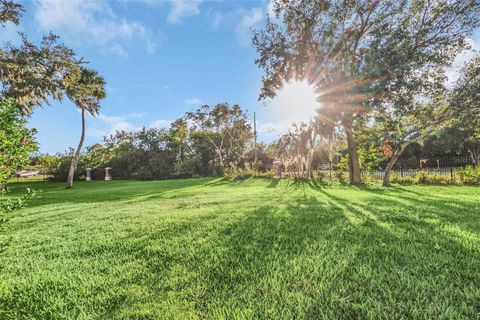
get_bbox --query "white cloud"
[99,114,139,132]
[257,122,288,134]
[209,10,238,30]
[109,44,129,59]
[235,7,263,47]
[185,98,202,107]
[128,112,147,119]
[87,113,172,138]
[149,119,171,129]
[445,37,479,85]
[34,0,157,57]
[87,114,139,138]
[145,38,157,54]
[167,0,203,25]
[211,11,226,30]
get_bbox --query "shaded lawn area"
[0,178,479,319]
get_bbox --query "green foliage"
[0,187,38,212]
[46,152,88,182]
[1,179,479,319]
[428,174,454,185]
[0,99,38,190]
[411,171,455,185]
[173,157,200,178]
[316,169,327,182]
[416,170,429,184]
[390,175,416,185]
[0,0,23,26]
[0,0,86,115]
[333,155,348,183]
[358,143,385,172]
[457,166,480,185]
[254,0,480,185]
[185,103,252,168]
[224,162,255,179]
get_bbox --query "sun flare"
[269,80,319,125]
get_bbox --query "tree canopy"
[253,0,480,184]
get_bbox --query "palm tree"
[65,67,106,188]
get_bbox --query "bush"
[457,166,480,185]
[173,158,199,178]
[316,170,327,182]
[334,169,346,183]
[391,174,416,185]
[413,171,456,185]
[224,163,254,179]
[46,153,89,182]
[416,170,429,184]
[0,99,38,190]
[426,174,454,185]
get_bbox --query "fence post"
[450,167,453,181]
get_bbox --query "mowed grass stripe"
[0,178,479,319]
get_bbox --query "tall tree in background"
[377,99,450,186]
[375,67,451,186]
[185,103,252,174]
[170,118,189,165]
[65,68,106,188]
[253,0,480,185]
[449,55,480,165]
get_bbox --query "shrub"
[391,175,416,184]
[457,166,480,185]
[334,169,346,183]
[0,99,38,191]
[426,174,454,185]
[414,171,456,185]
[416,170,429,184]
[47,153,87,182]
[173,158,199,178]
[316,170,327,182]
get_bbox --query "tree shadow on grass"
[3,178,479,318]
[191,197,362,319]
[189,182,480,319]
[6,178,229,209]
[353,186,480,237]
[266,179,280,188]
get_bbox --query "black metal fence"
[255,155,476,181]
[395,155,473,170]
[12,155,476,182]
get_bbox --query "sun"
[268,80,319,124]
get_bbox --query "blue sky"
[1,0,479,153]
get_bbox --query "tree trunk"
[343,120,362,185]
[214,149,224,176]
[66,109,86,188]
[306,148,314,179]
[383,143,408,187]
[468,148,479,167]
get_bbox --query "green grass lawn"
[0,178,479,319]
